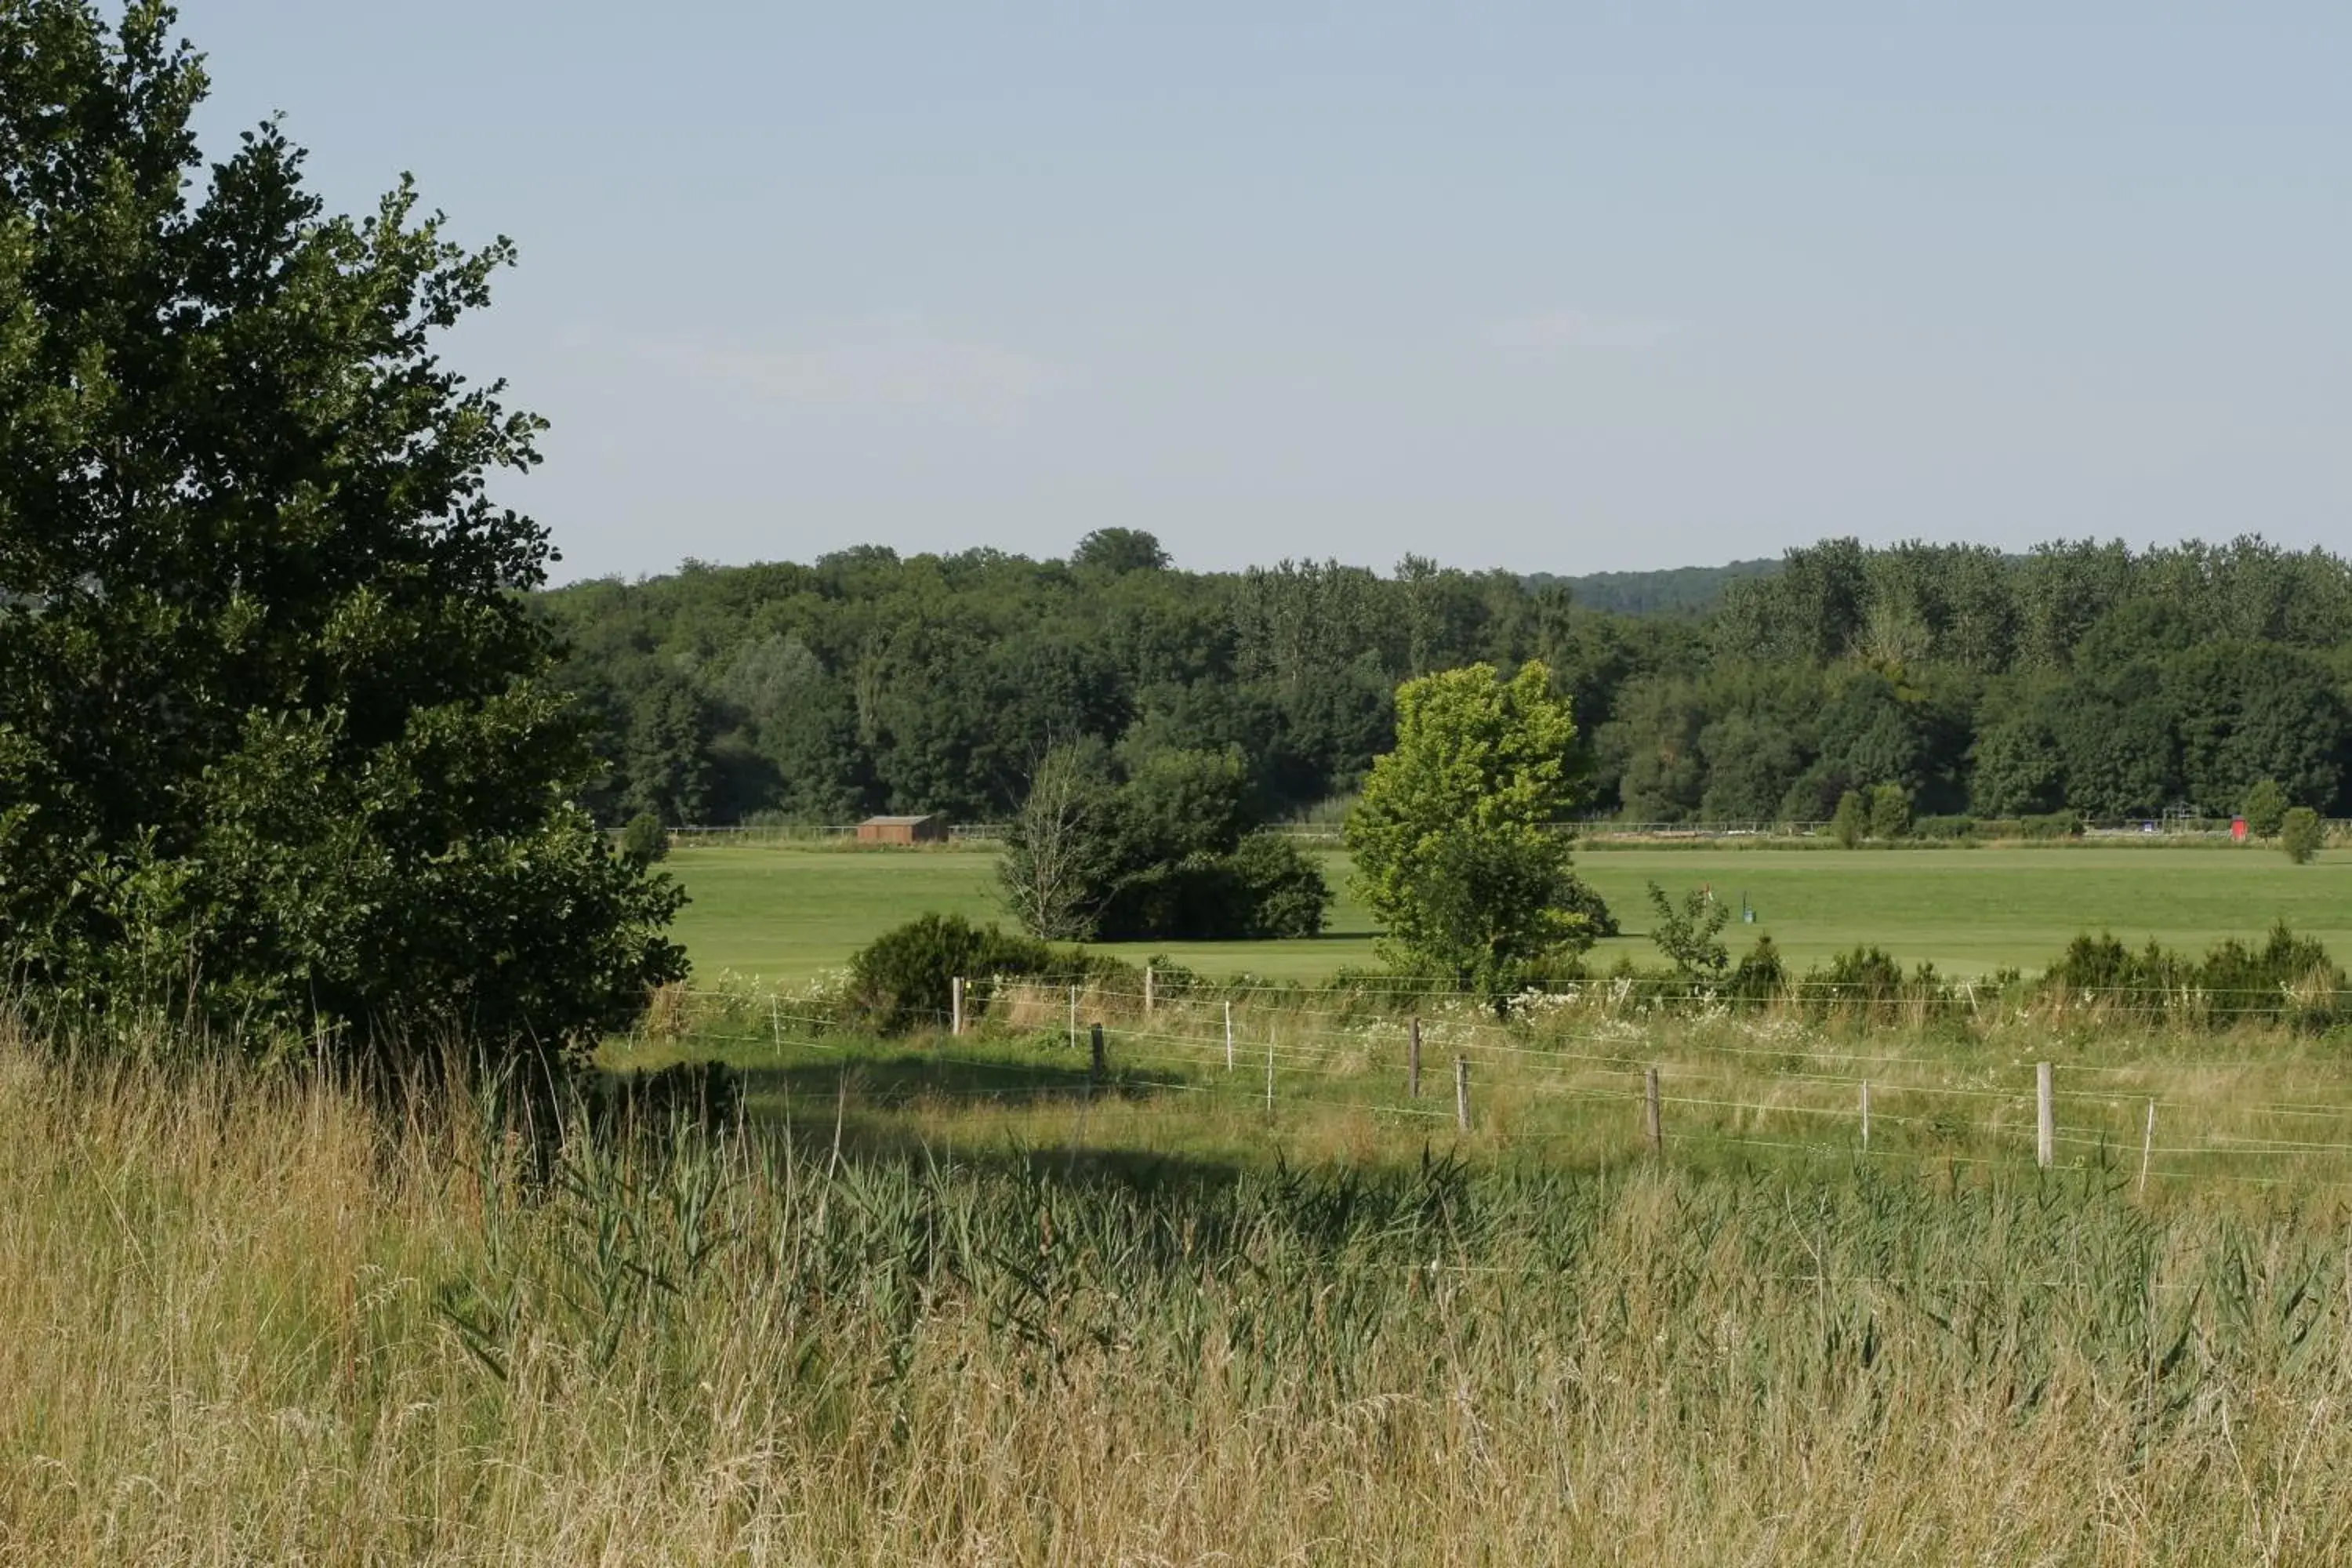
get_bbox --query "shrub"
[1225,832,1332,938]
[1004,748,1333,942]
[1559,876,1621,939]
[1802,946,1922,1018]
[2043,932,2187,1002]
[2037,922,2343,1029]
[2243,778,2291,839]
[1646,882,1730,979]
[2198,921,2343,1025]
[2281,807,2323,865]
[1866,783,1911,841]
[848,914,1056,1034]
[1912,814,1976,841]
[1831,791,1867,848]
[2020,811,2082,840]
[1727,935,1787,1004]
[619,811,670,866]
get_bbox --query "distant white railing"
[659,815,2349,848]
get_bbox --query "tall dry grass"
[7,1033,2352,1563]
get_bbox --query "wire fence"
[662,817,2352,848]
[637,978,2352,1192]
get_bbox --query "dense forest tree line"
[536,532,2352,829]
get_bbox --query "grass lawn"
[662,842,2352,984]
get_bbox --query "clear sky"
[187,2,2347,583]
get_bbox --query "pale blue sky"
[188,2,2347,582]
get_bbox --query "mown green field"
[663,842,2352,983]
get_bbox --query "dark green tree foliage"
[1727,935,1788,1002]
[1070,527,1171,575]
[618,812,670,866]
[2045,924,2343,1022]
[2281,808,2323,866]
[847,913,1056,1034]
[0,3,684,1056]
[536,532,2352,830]
[999,744,1331,942]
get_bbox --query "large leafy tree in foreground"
[0,2,684,1062]
[1348,662,1599,1000]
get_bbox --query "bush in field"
[2044,933,2191,999]
[2196,922,2343,1022]
[2041,922,2343,1028]
[1866,783,1911,840]
[619,812,670,866]
[2281,807,2323,865]
[2243,778,2291,839]
[849,914,1056,1033]
[1830,791,1867,848]
[2020,811,2083,840]
[1004,745,1334,942]
[848,913,1140,1033]
[1727,935,1787,1003]
[1806,946,1911,1015]
[1912,814,1976,840]
[1646,882,1730,979]
[1221,832,1332,938]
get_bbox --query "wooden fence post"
[1265,1036,1275,1114]
[1224,1000,1234,1072]
[1068,986,1077,1051]
[1454,1056,1471,1133]
[1645,1065,1663,1155]
[1090,1022,1106,1085]
[1145,964,1155,1019]
[951,976,964,1037]
[2035,1062,2054,1169]
[2139,1099,2156,1198]
[1860,1080,1871,1152]
[1409,1016,1423,1099]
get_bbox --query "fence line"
[659,815,2352,848]
[639,991,2352,1192]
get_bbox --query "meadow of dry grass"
[9,1015,2352,1564]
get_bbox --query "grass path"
[662,843,2352,983]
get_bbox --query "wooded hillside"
[537,535,2352,827]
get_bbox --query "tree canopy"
[998,742,1329,942]
[0,1,684,1062]
[537,535,2352,836]
[1346,662,1599,997]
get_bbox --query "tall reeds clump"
[8,1029,2352,1563]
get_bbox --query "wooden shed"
[856,814,948,845]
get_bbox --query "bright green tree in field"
[1347,662,1599,999]
[2280,807,2323,865]
[0,3,684,1066]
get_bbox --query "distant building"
[856,814,948,845]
